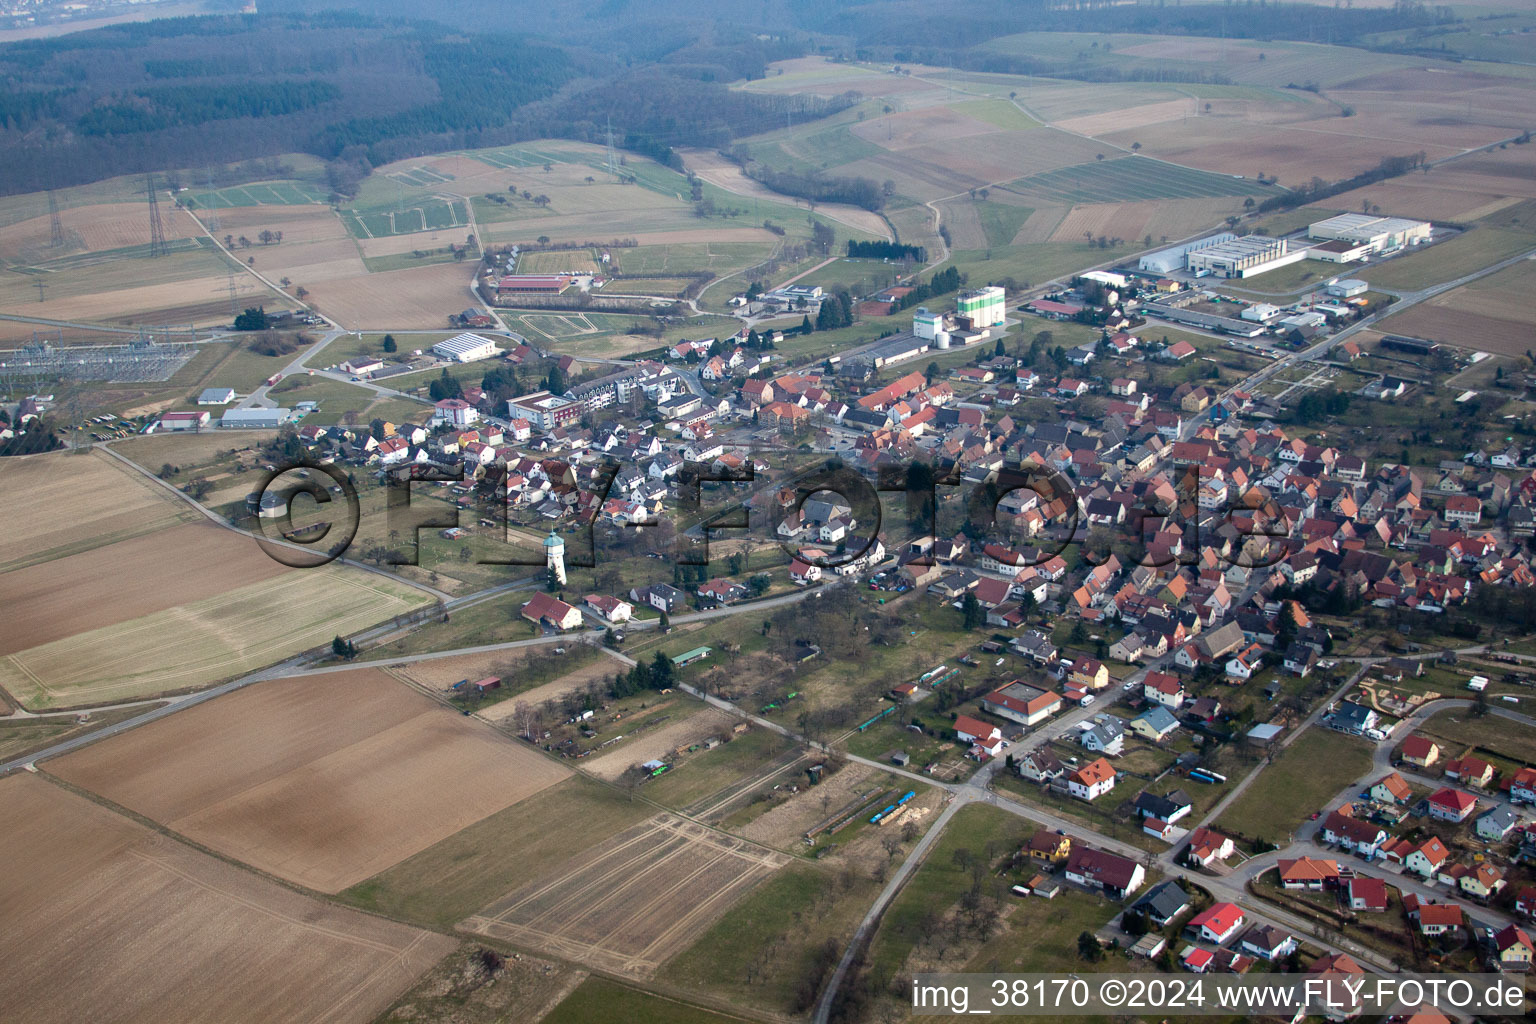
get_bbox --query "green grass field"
[187,180,328,208]
[543,978,745,1024]
[974,200,1036,248]
[339,775,652,930]
[1216,726,1373,843]
[1363,227,1536,291]
[1005,157,1277,205]
[660,862,882,1016]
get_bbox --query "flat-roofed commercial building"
[1308,213,1431,253]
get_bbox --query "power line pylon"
[47,191,65,248]
[146,173,169,258]
[606,115,619,177]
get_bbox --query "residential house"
[983,681,1062,727]
[1459,861,1505,900]
[1239,924,1297,961]
[1024,828,1071,864]
[1188,902,1245,945]
[583,594,633,624]
[519,592,583,631]
[1402,836,1452,878]
[1079,717,1126,756]
[1491,924,1534,971]
[1144,671,1186,709]
[1184,827,1235,868]
[1476,805,1521,842]
[1017,747,1066,783]
[1443,755,1495,789]
[1348,876,1389,913]
[1133,880,1191,926]
[953,714,1002,747]
[1066,757,1118,801]
[1399,735,1441,768]
[1370,773,1413,805]
[1410,899,1463,937]
[1129,705,1180,743]
[1133,789,1193,825]
[1278,856,1340,890]
[1322,811,1387,857]
[1064,845,1144,899]
[1427,787,1478,823]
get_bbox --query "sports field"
[0,564,432,709]
[461,812,786,978]
[51,668,569,892]
[0,774,454,1024]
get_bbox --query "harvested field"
[849,106,999,149]
[50,668,569,892]
[1099,116,1465,187]
[1327,183,1518,222]
[307,261,478,329]
[0,200,199,255]
[461,812,786,977]
[1381,303,1532,358]
[0,774,454,1024]
[0,566,432,709]
[582,706,737,781]
[0,522,289,655]
[210,203,349,244]
[1376,255,1536,355]
[1049,196,1240,245]
[1055,98,1194,137]
[0,448,196,573]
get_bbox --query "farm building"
[197,387,236,405]
[495,274,573,297]
[1308,213,1431,254]
[157,411,209,431]
[432,333,500,363]
[220,408,291,429]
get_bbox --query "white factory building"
[1139,232,1308,279]
[432,332,501,363]
[1185,236,1306,279]
[1137,232,1237,275]
[1309,213,1430,254]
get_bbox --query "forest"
[0,0,1466,194]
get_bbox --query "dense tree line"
[895,266,963,312]
[847,240,924,261]
[1256,151,1431,214]
[738,164,885,212]
[79,81,342,136]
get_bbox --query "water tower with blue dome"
[543,529,566,585]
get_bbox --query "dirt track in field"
[0,774,454,1024]
[461,812,785,978]
[50,669,570,892]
